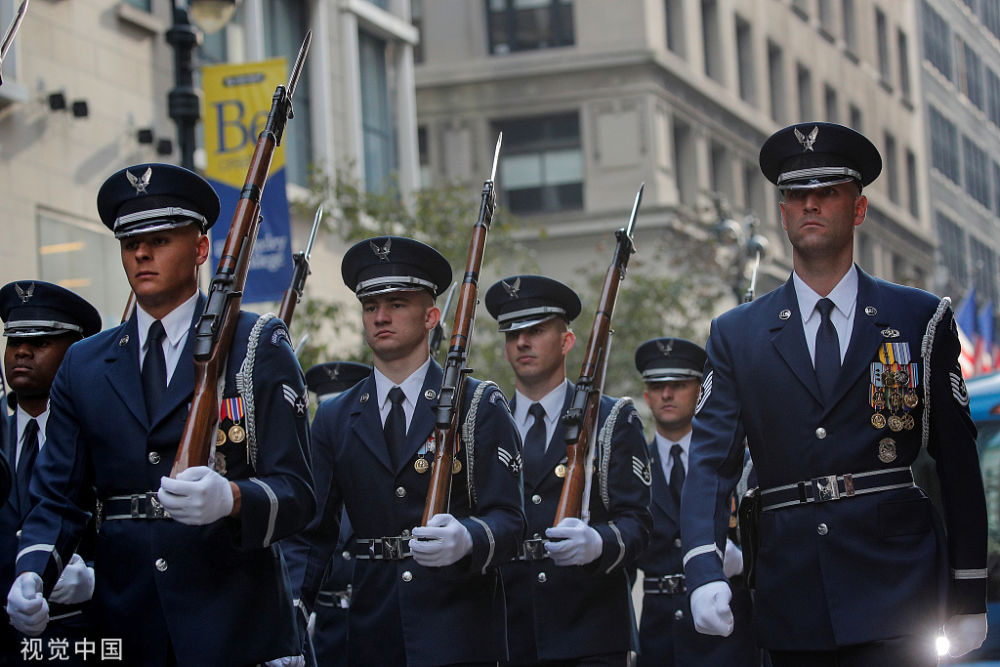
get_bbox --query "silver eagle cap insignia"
[794,126,819,152]
[369,238,391,262]
[126,167,152,194]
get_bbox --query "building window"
[493,112,583,215]
[884,132,898,204]
[937,213,967,289]
[359,30,398,194]
[710,142,731,203]
[922,1,951,81]
[797,63,813,120]
[487,0,574,55]
[417,126,431,188]
[958,39,985,111]
[818,0,835,37]
[848,103,863,132]
[123,0,151,10]
[987,68,1000,129]
[791,0,810,20]
[735,16,754,104]
[824,84,838,122]
[897,29,911,100]
[963,135,991,208]
[929,106,959,184]
[38,214,124,326]
[665,0,686,57]
[743,160,766,218]
[985,0,1000,41]
[906,149,919,217]
[673,118,697,206]
[411,0,424,63]
[971,236,998,307]
[768,41,785,124]
[701,0,721,82]
[842,0,857,54]
[264,0,312,187]
[875,9,890,86]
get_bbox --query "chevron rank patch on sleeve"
[497,446,521,475]
[632,455,652,486]
[282,383,308,417]
[695,370,713,415]
[950,372,970,406]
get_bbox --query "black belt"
[316,588,351,609]
[516,537,547,561]
[643,574,685,595]
[353,537,412,561]
[99,493,171,521]
[760,466,914,511]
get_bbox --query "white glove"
[157,466,234,525]
[722,538,743,579]
[409,513,473,567]
[690,581,734,637]
[49,553,95,605]
[6,572,49,636]
[945,613,988,657]
[264,657,305,667]
[544,517,603,566]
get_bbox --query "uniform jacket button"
[401,571,413,582]
[815,427,827,439]
[537,572,547,583]
[531,494,542,505]
[673,537,682,548]
[674,609,684,620]
[395,486,406,498]
[154,558,168,572]
[148,452,161,465]
[817,523,829,535]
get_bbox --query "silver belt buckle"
[130,495,141,518]
[522,538,545,560]
[812,474,840,502]
[381,536,406,560]
[149,493,169,518]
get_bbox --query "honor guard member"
[284,237,526,666]
[0,281,101,665]
[485,274,652,666]
[680,123,988,666]
[301,361,370,667]
[633,337,756,667]
[5,163,315,667]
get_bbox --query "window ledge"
[116,2,165,35]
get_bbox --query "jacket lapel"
[824,269,889,414]
[769,279,824,405]
[533,381,574,487]
[151,294,205,429]
[349,375,393,474]
[394,362,442,476]
[104,316,147,427]
[648,440,677,521]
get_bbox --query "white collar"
[654,429,691,458]
[373,356,432,409]
[513,379,569,426]
[792,265,858,322]
[136,291,199,349]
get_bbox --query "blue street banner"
[202,57,292,303]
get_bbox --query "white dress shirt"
[793,265,858,366]
[136,291,199,385]
[512,381,567,453]
[655,430,691,486]
[374,356,432,432]
[14,405,48,468]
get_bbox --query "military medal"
[888,415,903,432]
[216,429,226,446]
[214,452,228,475]
[554,463,567,478]
[878,438,897,463]
[415,435,435,474]
[902,413,915,430]
[452,458,462,474]
[871,413,887,429]
[904,391,919,409]
[228,424,246,443]
[414,458,429,474]
[875,342,919,434]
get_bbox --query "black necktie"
[385,387,407,467]
[814,298,841,401]
[669,443,685,506]
[142,320,167,418]
[17,419,39,511]
[522,403,547,476]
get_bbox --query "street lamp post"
[165,0,241,171]
[706,195,769,304]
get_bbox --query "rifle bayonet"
[304,205,322,259]
[0,0,29,86]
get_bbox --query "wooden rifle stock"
[170,32,312,477]
[553,184,643,525]
[421,134,503,525]
[277,205,323,326]
[121,292,136,324]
